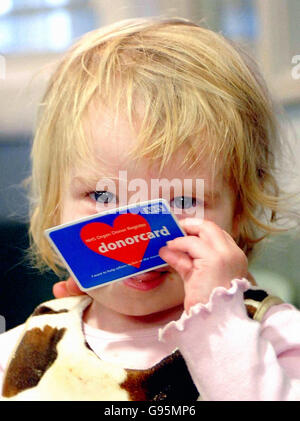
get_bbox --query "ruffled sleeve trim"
[158,278,251,343]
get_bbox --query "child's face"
[60,102,239,317]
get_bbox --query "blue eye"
[89,191,116,204]
[170,196,200,209]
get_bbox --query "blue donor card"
[45,199,186,291]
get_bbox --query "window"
[191,0,300,103]
[0,0,298,135]
[194,0,258,49]
[0,0,97,54]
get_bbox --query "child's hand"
[158,219,248,312]
[52,277,86,298]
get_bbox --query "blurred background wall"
[0,0,299,306]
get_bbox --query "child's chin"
[122,307,181,319]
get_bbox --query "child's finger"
[53,278,86,298]
[65,277,86,296]
[166,236,212,259]
[179,219,223,248]
[52,281,70,298]
[194,220,233,251]
[180,218,231,246]
[159,246,193,279]
[179,218,203,236]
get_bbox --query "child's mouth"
[123,270,169,291]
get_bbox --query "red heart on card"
[80,213,151,268]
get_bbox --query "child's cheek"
[204,209,234,236]
[60,199,95,225]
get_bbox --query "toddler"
[1,17,300,401]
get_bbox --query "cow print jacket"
[1,288,282,401]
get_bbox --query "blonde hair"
[28,17,297,276]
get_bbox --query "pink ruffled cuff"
[159,278,251,345]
